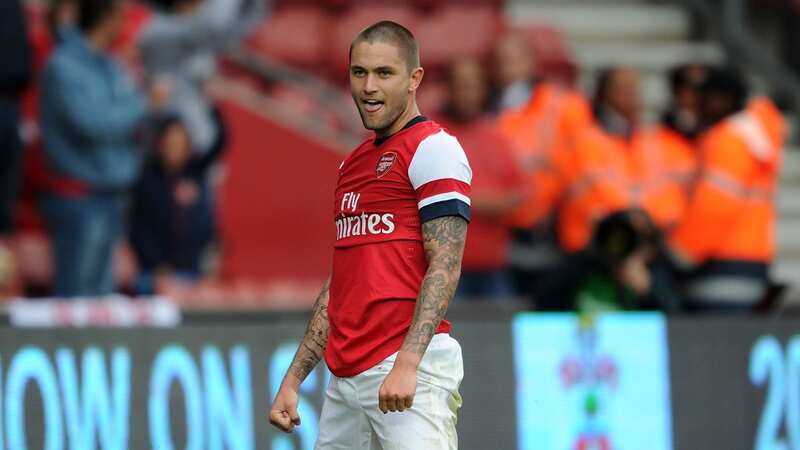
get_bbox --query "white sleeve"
[408,130,472,221]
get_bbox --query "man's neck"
[375,101,421,139]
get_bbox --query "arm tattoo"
[288,277,331,381]
[401,215,468,355]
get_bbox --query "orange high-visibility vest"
[557,124,698,252]
[557,126,631,252]
[496,82,592,228]
[671,97,785,266]
[629,126,697,231]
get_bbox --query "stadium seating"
[414,6,504,76]
[513,24,578,86]
[417,80,448,116]
[246,2,574,88]
[248,7,331,71]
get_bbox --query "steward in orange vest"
[559,67,699,253]
[496,80,592,299]
[669,68,785,310]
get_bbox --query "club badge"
[376,152,397,178]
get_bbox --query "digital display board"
[3,312,799,450]
[668,319,800,450]
[513,312,673,450]
[0,322,516,450]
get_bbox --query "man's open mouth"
[363,99,384,113]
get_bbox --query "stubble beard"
[359,102,407,134]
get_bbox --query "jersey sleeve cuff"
[419,199,471,223]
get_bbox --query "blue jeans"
[456,269,515,301]
[39,193,123,298]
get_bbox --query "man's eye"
[379,71,391,77]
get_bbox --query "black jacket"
[0,0,31,96]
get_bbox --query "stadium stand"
[4,0,799,308]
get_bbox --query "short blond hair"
[349,21,420,73]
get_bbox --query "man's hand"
[378,354,419,413]
[268,277,330,432]
[269,384,301,433]
[616,246,655,296]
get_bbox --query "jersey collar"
[373,116,429,147]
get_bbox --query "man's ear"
[409,67,424,93]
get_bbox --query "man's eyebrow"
[350,64,397,72]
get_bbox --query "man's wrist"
[280,373,303,392]
[393,351,422,372]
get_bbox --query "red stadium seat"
[513,24,578,86]
[247,7,331,69]
[415,6,504,76]
[326,5,421,84]
[412,0,505,11]
[417,80,448,117]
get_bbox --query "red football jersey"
[325,117,472,377]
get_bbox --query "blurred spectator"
[38,0,164,297]
[560,67,694,253]
[0,0,33,288]
[138,0,264,154]
[490,33,537,112]
[558,66,635,251]
[537,210,669,312]
[669,67,785,311]
[643,64,707,233]
[7,0,78,298]
[129,109,226,294]
[48,0,79,36]
[436,59,525,300]
[495,34,592,301]
[662,64,708,140]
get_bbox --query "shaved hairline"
[349,21,420,73]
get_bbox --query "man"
[138,0,264,153]
[642,64,706,231]
[662,63,708,140]
[557,68,634,254]
[494,33,592,301]
[0,0,32,290]
[269,21,471,449]
[669,67,785,310]
[437,58,524,300]
[0,0,31,235]
[560,67,693,252]
[39,0,166,297]
[490,33,537,112]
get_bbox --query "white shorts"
[315,334,464,450]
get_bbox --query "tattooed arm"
[378,215,468,414]
[287,276,331,382]
[269,276,331,433]
[403,216,467,354]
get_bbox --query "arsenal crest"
[376,152,397,178]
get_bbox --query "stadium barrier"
[0,306,795,450]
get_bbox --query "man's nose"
[364,74,378,94]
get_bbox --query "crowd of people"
[0,0,262,299]
[0,0,787,314]
[435,33,785,313]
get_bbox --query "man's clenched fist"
[269,386,301,433]
[378,362,417,414]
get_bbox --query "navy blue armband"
[419,199,471,223]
